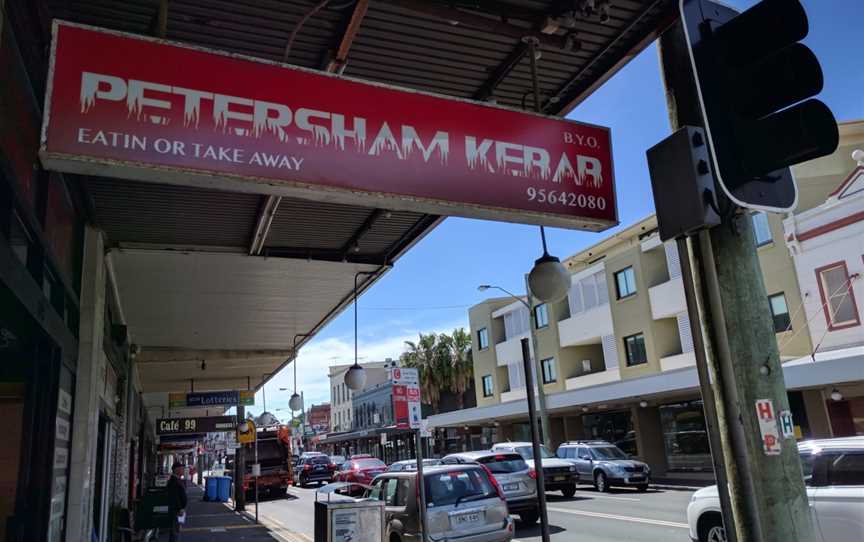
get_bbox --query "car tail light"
[528,468,538,480]
[328,463,336,470]
[479,464,506,501]
[303,464,312,471]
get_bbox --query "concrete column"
[66,227,106,542]
[803,389,833,439]
[562,415,585,441]
[632,406,668,476]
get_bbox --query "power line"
[358,304,471,311]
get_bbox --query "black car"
[294,454,337,487]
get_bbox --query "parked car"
[557,440,650,492]
[330,455,346,466]
[333,457,388,495]
[441,451,540,524]
[387,459,441,472]
[294,454,337,488]
[492,442,579,497]
[364,464,514,542]
[687,436,864,542]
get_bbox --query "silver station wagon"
[365,464,514,542]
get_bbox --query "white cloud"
[251,318,467,415]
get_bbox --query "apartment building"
[430,120,864,480]
[328,361,390,433]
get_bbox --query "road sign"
[168,390,254,408]
[779,410,795,439]
[237,419,257,444]
[680,0,838,212]
[755,399,781,455]
[41,22,617,231]
[390,368,419,386]
[156,415,237,436]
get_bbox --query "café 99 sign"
[40,22,617,231]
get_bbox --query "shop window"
[623,333,647,366]
[477,327,489,350]
[752,212,772,246]
[817,262,860,329]
[614,267,637,299]
[659,400,713,472]
[541,358,557,384]
[481,375,494,397]
[534,304,549,328]
[769,293,791,333]
[582,411,637,456]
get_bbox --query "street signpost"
[41,21,617,231]
[156,415,237,436]
[392,368,428,542]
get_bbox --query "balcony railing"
[648,276,687,320]
[495,332,530,366]
[500,388,527,403]
[558,303,613,347]
[565,367,621,390]
[659,351,696,372]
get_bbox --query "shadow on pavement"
[515,522,567,537]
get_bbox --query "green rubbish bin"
[135,488,175,530]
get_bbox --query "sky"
[248,0,864,418]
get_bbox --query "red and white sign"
[755,399,781,456]
[393,384,409,429]
[40,22,617,230]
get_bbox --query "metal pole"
[524,274,553,449]
[234,405,246,511]
[659,19,815,542]
[520,338,550,542]
[414,429,429,542]
[254,434,259,524]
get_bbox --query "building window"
[614,267,637,299]
[541,358,557,384]
[482,375,494,397]
[624,333,647,366]
[769,293,791,333]
[659,400,713,472]
[477,327,489,350]
[817,262,860,330]
[534,304,549,328]
[752,212,772,246]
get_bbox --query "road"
[250,484,696,542]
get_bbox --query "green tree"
[400,328,474,413]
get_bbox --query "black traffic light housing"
[680,0,839,212]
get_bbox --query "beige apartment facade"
[434,120,864,480]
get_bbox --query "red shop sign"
[41,22,617,230]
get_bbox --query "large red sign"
[41,22,617,230]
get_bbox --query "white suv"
[687,436,864,542]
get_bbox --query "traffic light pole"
[659,19,815,542]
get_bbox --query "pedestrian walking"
[166,462,188,542]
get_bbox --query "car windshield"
[590,446,628,460]
[425,469,496,507]
[513,446,554,460]
[355,459,386,469]
[476,454,528,473]
[309,456,331,465]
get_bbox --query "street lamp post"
[479,282,553,542]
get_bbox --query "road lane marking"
[547,507,689,529]
[572,492,641,502]
[261,514,314,542]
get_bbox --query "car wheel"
[636,484,649,492]
[519,510,540,525]
[698,513,727,542]
[594,472,609,492]
[561,484,577,498]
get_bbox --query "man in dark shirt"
[165,462,188,541]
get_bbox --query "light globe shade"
[528,254,570,303]
[289,393,303,411]
[345,364,367,391]
[830,388,843,402]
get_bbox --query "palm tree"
[444,328,474,410]
[400,332,446,414]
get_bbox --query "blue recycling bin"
[205,477,219,501]
[216,476,232,502]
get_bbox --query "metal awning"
[34,0,677,401]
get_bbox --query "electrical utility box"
[314,497,384,542]
[646,125,721,241]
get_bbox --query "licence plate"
[503,483,519,492]
[314,466,325,471]
[554,476,566,482]
[451,512,483,526]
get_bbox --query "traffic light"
[680,0,839,212]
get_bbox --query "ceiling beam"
[137,348,293,363]
[473,42,530,102]
[339,208,385,261]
